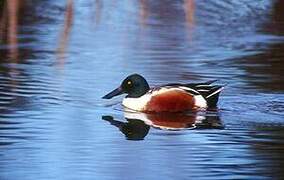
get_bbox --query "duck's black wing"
[162,80,224,108]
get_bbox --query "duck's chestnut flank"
[144,89,195,112]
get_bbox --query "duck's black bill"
[102,87,124,99]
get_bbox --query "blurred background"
[0,0,284,179]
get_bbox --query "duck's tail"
[190,80,225,108]
[204,85,225,108]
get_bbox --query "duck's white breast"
[122,94,151,111]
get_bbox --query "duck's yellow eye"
[127,81,132,85]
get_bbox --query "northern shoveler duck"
[102,74,224,112]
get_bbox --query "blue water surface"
[0,0,284,179]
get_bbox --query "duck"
[102,74,224,113]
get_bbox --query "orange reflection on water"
[56,0,74,68]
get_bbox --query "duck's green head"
[102,74,150,99]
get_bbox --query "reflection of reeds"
[92,0,102,26]
[184,0,195,41]
[0,0,20,62]
[7,0,19,61]
[0,2,7,43]
[138,0,195,29]
[139,0,148,27]
[56,0,74,67]
[184,0,195,26]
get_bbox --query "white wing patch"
[194,95,207,108]
[196,89,210,92]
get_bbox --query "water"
[0,0,284,179]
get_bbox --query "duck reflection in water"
[102,111,223,141]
